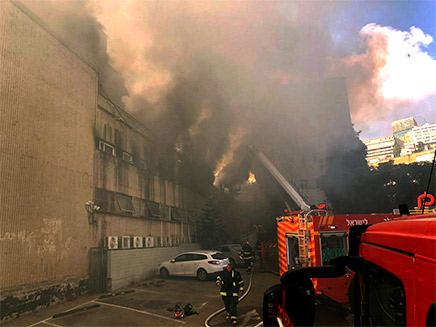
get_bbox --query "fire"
[213,129,246,187]
[248,171,256,184]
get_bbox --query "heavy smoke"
[20,0,436,197]
[20,0,128,108]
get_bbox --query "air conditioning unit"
[145,236,154,248]
[131,236,143,248]
[119,236,131,249]
[104,236,118,249]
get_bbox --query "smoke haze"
[21,0,436,187]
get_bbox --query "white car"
[158,250,230,281]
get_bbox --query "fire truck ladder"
[251,149,312,212]
[297,213,310,266]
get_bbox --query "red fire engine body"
[277,210,398,303]
[264,214,436,327]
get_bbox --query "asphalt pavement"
[1,268,280,327]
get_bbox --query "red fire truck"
[250,148,434,305]
[276,210,398,303]
[263,214,436,326]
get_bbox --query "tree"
[318,131,374,214]
[414,141,425,153]
[196,197,227,248]
[374,161,435,210]
[393,142,402,157]
[318,129,435,214]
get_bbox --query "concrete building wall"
[94,95,205,247]
[106,243,201,291]
[0,0,98,291]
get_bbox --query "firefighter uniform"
[240,243,255,272]
[216,267,244,325]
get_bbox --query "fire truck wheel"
[160,267,170,279]
[197,269,208,281]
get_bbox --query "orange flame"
[248,171,256,184]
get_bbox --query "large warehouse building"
[0,0,205,319]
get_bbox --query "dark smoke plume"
[21,0,128,108]
[19,0,435,218]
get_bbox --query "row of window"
[98,139,179,182]
[95,188,196,222]
[99,140,136,165]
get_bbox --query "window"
[115,193,135,215]
[366,265,406,326]
[148,201,162,218]
[320,232,347,265]
[103,124,112,142]
[192,254,207,260]
[99,140,116,156]
[174,254,190,262]
[222,246,231,252]
[286,235,301,270]
[114,128,123,147]
[171,207,182,221]
[123,152,133,163]
[212,253,227,260]
[231,245,242,251]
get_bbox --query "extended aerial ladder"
[248,147,318,265]
[249,148,312,212]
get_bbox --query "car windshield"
[231,245,242,251]
[211,253,227,260]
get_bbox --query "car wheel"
[160,267,170,279]
[229,258,236,267]
[197,268,208,281]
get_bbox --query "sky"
[21,0,436,182]
[324,0,436,139]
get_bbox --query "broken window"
[148,201,162,218]
[171,207,182,221]
[122,152,133,164]
[115,193,135,215]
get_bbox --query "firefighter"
[240,241,255,273]
[216,263,244,325]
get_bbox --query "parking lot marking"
[28,318,62,327]
[27,298,100,327]
[199,301,209,310]
[92,300,186,324]
[43,320,63,327]
[131,288,163,294]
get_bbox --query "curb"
[98,289,135,299]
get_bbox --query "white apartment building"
[363,136,395,164]
[401,122,436,155]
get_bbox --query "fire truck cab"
[263,216,436,326]
[278,211,397,303]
